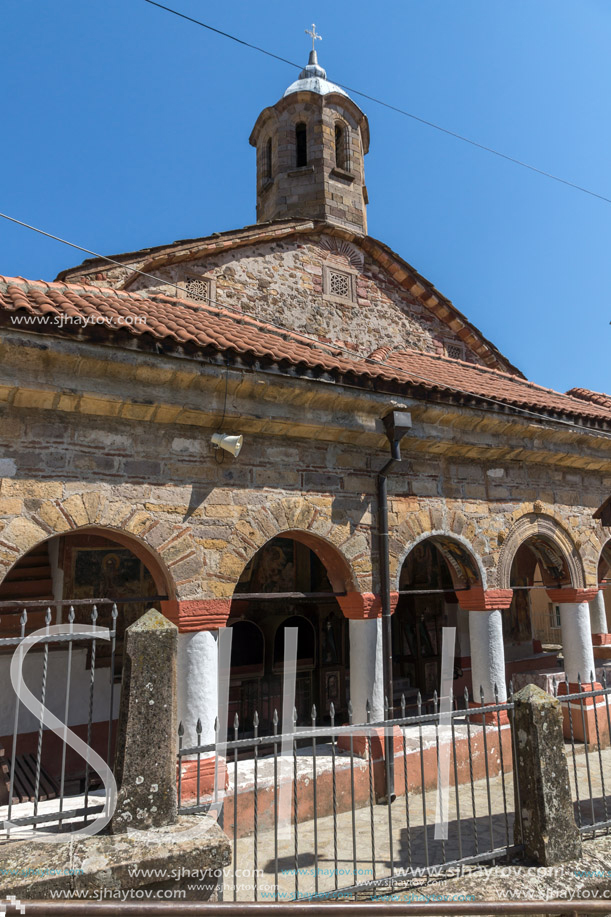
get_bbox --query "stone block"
[111,609,178,833]
[511,683,581,865]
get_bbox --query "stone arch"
[392,530,486,593]
[599,536,611,585]
[223,497,361,594]
[496,512,586,590]
[0,493,205,600]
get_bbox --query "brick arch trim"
[392,530,487,593]
[0,495,205,601]
[496,512,586,590]
[223,499,360,595]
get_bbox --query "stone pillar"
[590,590,610,645]
[512,684,581,864]
[469,609,507,703]
[559,602,596,685]
[547,589,605,744]
[161,597,232,799]
[348,617,384,723]
[457,588,513,708]
[177,630,220,797]
[111,609,178,833]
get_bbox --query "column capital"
[161,598,231,632]
[546,588,599,604]
[337,591,399,620]
[457,587,514,612]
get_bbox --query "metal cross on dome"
[305,23,322,51]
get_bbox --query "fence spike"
[494,683,499,704]
[347,699,353,725]
[509,677,514,697]
[214,716,218,734]
[577,672,582,691]
[590,669,595,684]
[68,605,75,624]
[234,712,239,730]
[401,693,406,717]
[463,686,470,705]
[178,721,184,737]
[417,690,422,712]
[479,684,485,705]
[253,710,259,728]
[293,706,298,726]
[45,606,52,626]
[366,698,371,724]
[111,603,119,621]
[604,669,608,689]
[272,708,279,727]
[20,608,27,627]
[311,704,317,725]
[329,702,335,725]
[196,718,202,736]
[91,604,98,624]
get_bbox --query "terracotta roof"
[54,219,523,377]
[566,388,611,411]
[1,275,610,427]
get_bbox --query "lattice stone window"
[446,343,465,361]
[184,277,210,302]
[329,270,351,299]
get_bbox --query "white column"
[177,630,218,751]
[560,602,596,684]
[589,590,608,635]
[349,618,384,723]
[469,609,507,703]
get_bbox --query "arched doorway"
[393,537,481,706]
[0,527,170,801]
[507,534,572,679]
[228,534,349,734]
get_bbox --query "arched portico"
[393,534,490,705]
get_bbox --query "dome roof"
[283,50,348,99]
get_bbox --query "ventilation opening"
[329,269,351,300]
[446,343,465,361]
[185,277,210,303]
[295,122,307,167]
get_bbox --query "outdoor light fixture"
[211,432,244,458]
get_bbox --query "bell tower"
[249,29,370,234]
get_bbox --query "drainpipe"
[377,410,412,804]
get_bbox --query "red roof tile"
[566,388,611,411]
[0,275,610,426]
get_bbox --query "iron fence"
[177,688,521,902]
[0,602,119,839]
[555,671,611,837]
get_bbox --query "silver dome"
[283,50,348,99]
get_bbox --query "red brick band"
[545,588,600,604]
[456,588,514,612]
[161,598,232,632]
[336,591,399,620]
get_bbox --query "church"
[0,43,610,793]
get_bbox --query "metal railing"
[0,602,118,839]
[554,670,611,837]
[178,688,520,902]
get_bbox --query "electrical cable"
[142,0,611,207]
[1,206,610,441]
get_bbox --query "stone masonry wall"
[127,233,488,364]
[0,406,609,608]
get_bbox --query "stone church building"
[0,48,610,789]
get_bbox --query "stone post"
[111,608,178,834]
[590,590,610,645]
[348,617,385,723]
[512,683,581,865]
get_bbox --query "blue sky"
[1,0,609,395]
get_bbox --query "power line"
[143,0,611,207]
[1,207,610,441]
